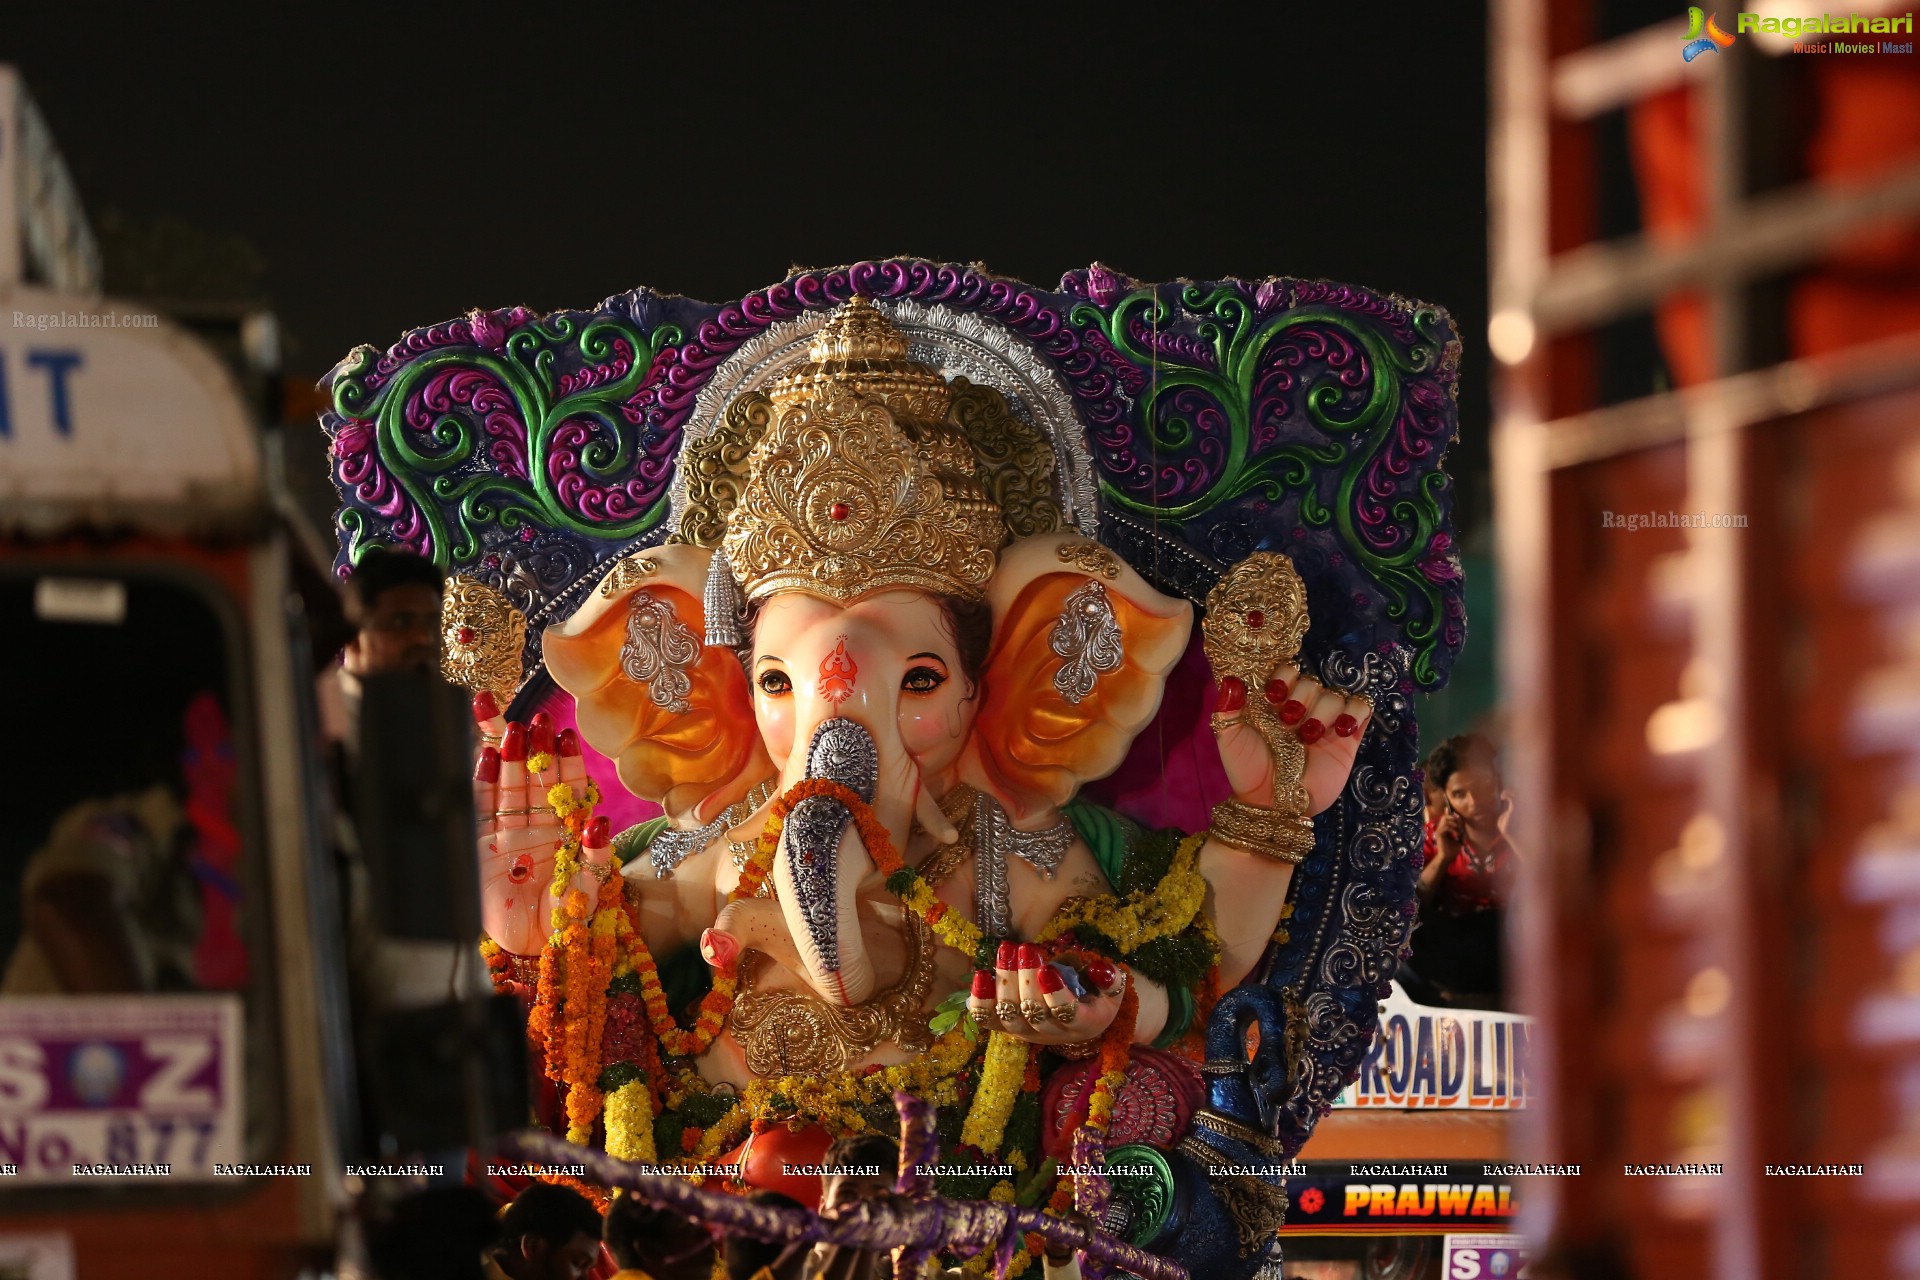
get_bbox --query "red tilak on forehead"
[819,636,857,706]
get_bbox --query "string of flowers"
[683,1024,983,1169]
[1034,834,1208,953]
[775,778,986,959]
[959,1032,1030,1153]
[479,936,514,992]
[558,888,615,1143]
[602,1077,657,1164]
[1082,979,1138,1139]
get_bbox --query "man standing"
[323,548,446,786]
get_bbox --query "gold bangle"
[1208,799,1314,864]
[1052,1036,1101,1060]
[1188,1108,1289,1157]
[491,806,549,817]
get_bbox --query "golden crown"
[720,298,1011,603]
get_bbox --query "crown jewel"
[721,298,1008,603]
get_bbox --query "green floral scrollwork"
[1072,286,1456,686]
[331,318,681,570]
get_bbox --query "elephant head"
[546,533,1190,1008]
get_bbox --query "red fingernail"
[1037,965,1065,994]
[474,747,500,782]
[472,690,501,722]
[1216,677,1246,713]
[996,941,1018,970]
[1264,677,1290,704]
[501,723,528,761]
[528,712,555,757]
[1016,944,1041,970]
[557,728,581,757]
[972,970,995,997]
[1332,714,1359,738]
[1278,699,1307,726]
[1083,958,1117,990]
[1298,718,1326,744]
[586,816,610,848]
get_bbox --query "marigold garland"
[603,1077,657,1163]
[772,779,986,958]
[1035,834,1208,954]
[959,1031,1029,1152]
[681,1025,983,1172]
[503,768,1196,1219]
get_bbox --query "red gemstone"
[1246,609,1265,629]
[508,853,533,884]
[1298,718,1326,744]
[1263,677,1290,704]
[1332,713,1359,738]
[829,501,851,521]
[1278,699,1308,726]
[456,626,476,645]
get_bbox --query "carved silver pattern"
[1271,643,1427,1138]
[1319,643,1413,737]
[649,815,726,880]
[1047,580,1124,705]
[703,547,748,655]
[619,591,701,714]
[973,792,1013,941]
[674,299,1098,535]
[971,790,1075,940]
[784,718,881,974]
[986,792,1072,880]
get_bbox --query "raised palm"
[471,704,603,955]
[1212,663,1372,815]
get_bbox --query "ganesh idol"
[328,263,1463,1275]
[477,296,1366,1078]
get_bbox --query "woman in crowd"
[1403,733,1518,1007]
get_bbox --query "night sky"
[2,6,1491,531]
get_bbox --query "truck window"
[1,573,252,997]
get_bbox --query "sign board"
[0,995,243,1183]
[1279,1161,1520,1235]
[1442,1233,1532,1278]
[1332,984,1532,1110]
[0,287,259,520]
[0,66,101,293]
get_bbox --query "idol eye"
[758,669,793,696]
[901,666,948,694]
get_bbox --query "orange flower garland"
[771,778,983,956]
[1083,978,1138,1137]
[614,777,940,1062]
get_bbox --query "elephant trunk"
[774,717,881,1006]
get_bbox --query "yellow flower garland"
[604,1077,658,1163]
[959,1032,1029,1152]
[681,1025,983,1169]
[1036,833,1209,952]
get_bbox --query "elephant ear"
[543,545,770,826]
[961,534,1194,823]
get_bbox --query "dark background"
[0,6,1494,536]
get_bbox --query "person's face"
[819,1169,891,1212]
[344,583,442,676]
[521,1230,601,1280]
[1423,783,1446,825]
[1444,760,1501,824]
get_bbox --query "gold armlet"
[1208,799,1314,865]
